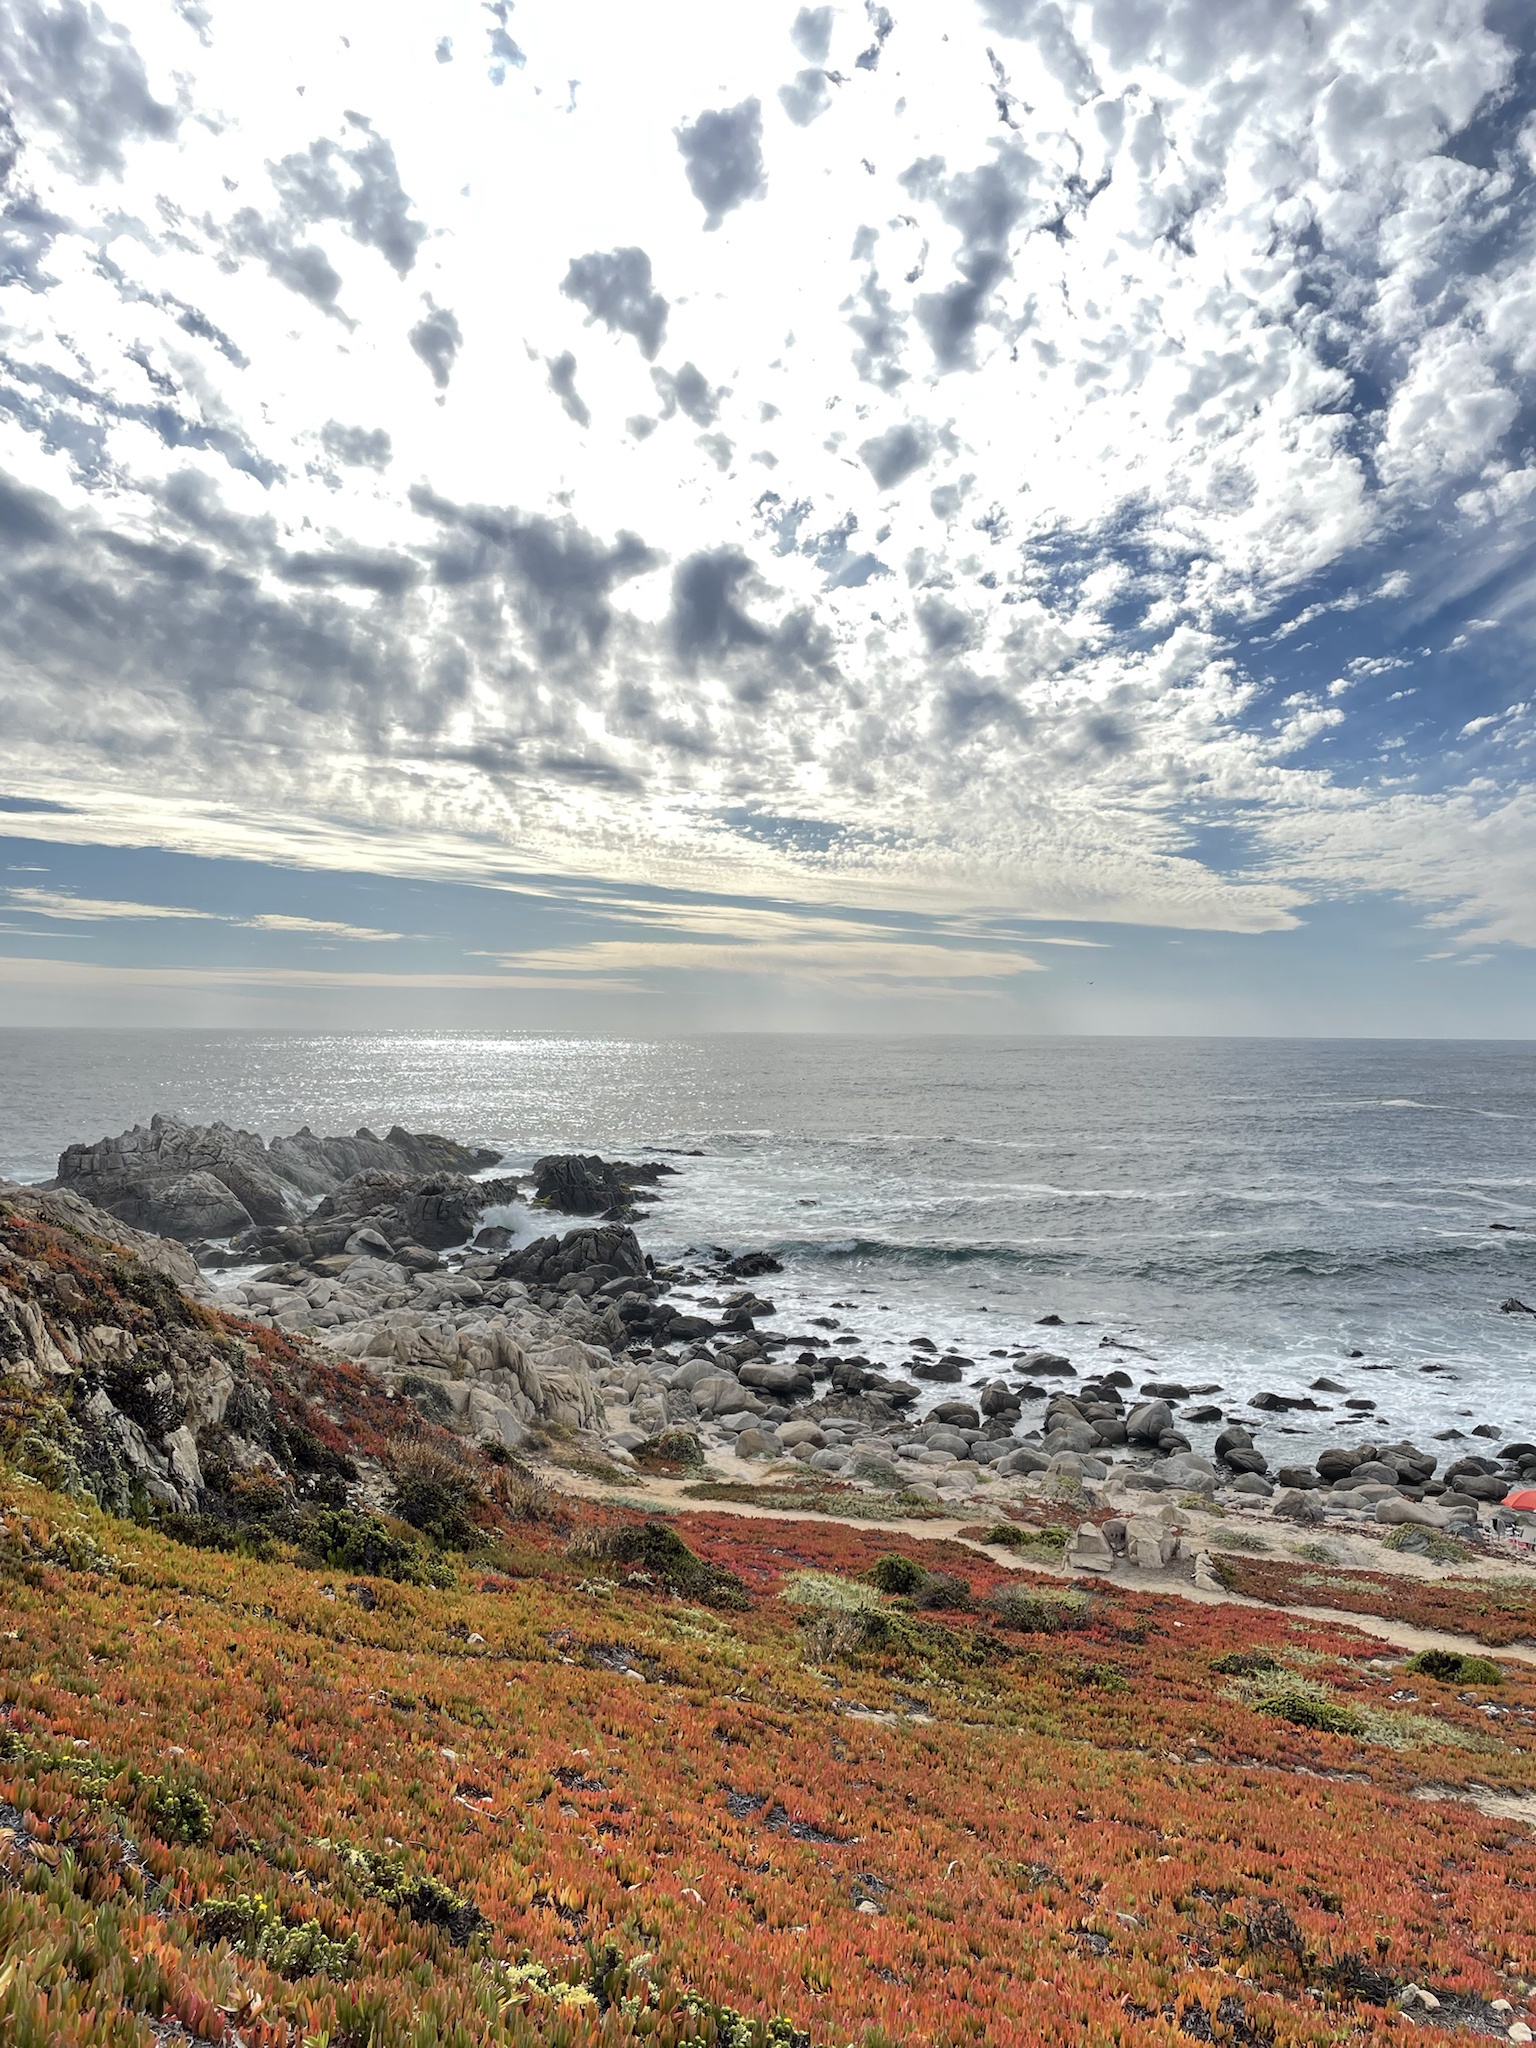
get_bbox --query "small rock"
[1270,1488,1326,1524]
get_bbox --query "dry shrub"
[489,1458,558,1524]
[387,1435,485,1546]
[987,1583,1095,1633]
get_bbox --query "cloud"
[6,0,1536,1007]
[226,208,353,324]
[3,885,408,940]
[650,360,722,425]
[410,483,659,661]
[264,117,427,278]
[902,140,1036,369]
[779,70,833,127]
[320,420,392,470]
[668,547,836,700]
[483,0,525,83]
[675,99,766,230]
[0,350,282,484]
[1,0,178,181]
[980,0,1100,102]
[669,548,771,666]
[545,350,590,427]
[409,298,461,390]
[855,2,894,71]
[561,246,669,360]
[859,419,934,488]
[244,913,407,940]
[4,886,221,920]
[790,6,834,64]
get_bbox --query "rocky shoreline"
[9,1114,1531,1583]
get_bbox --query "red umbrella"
[1500,1489,1536,1511]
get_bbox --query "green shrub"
[634,1429,706,1471]
[1062,1659,1130,1693]
[144,1776,213,1845]
[869,1553,925,1594]
[322,1843,485,1946]
[292,1507,454,1587]
[568,1518,748,1609]
[1383,1525,1473,1563]
[1210,1649,1282,1677]
[909,1570,973,1611]
[1407,1648,1503,1686]
[981,1523,1068,1555]
[387,1438,485,1548]
[781,1571,884,1613]
[1249,1677,1365,1736]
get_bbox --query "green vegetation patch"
[1407,1648,1505,1686]
[197,1892,357,1982]
[568,1518,750,1610]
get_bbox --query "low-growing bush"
[781,1571,884,1612]
[1210,1649,1282,1677]
[1248,1677,1365,1737]
[143,1775,213,1845]
[567,1519,749,1609]
[1382,1524,1475,1563]
[909,1569,973,1611]
[490,1458,560,1523]
[292,1506,455,1587]
[634,1429,706,1472]
[987,1584,1095,1633]
[869,1553,924,1595]
[320,1842,485,1945]
[1407,1648,1504,1686]
[387,1436,485,1547]
[980,1522,1068,1555]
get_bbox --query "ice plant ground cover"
[1207,1555,1536,1649]
[3,1476,1536,2048]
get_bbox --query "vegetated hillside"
[5,1187,1536,2048]
[5,1471,1536,2048]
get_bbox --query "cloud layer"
[2,0,1535,1000]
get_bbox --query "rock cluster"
[49,1115,501,1243]
[530,1153,678,1219]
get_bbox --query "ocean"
[3,1030,1534,1460]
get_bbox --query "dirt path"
[556,1468,1536,1667]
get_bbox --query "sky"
[1,0,1535,1033]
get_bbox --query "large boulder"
[1126,1398,1172,1444]
[1376,1497,1450,1529]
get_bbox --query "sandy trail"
[555,1468,1536,1667]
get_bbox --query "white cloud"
[0,0,1533,985]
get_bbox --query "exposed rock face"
[0,1179,328,1515]
[0,1176,614,1515]
[224,1259,611,1447]
[531,1153,676,1219]
[51,1116,501,1243]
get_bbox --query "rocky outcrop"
[222,1257,612,1449]
[299,1171,523,1256]
[0,1175,615,1517]
[531,1153,677,1219]
[499,1222,649,1290]
[50,1116,501,1243]
[0,1178,348,1515]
